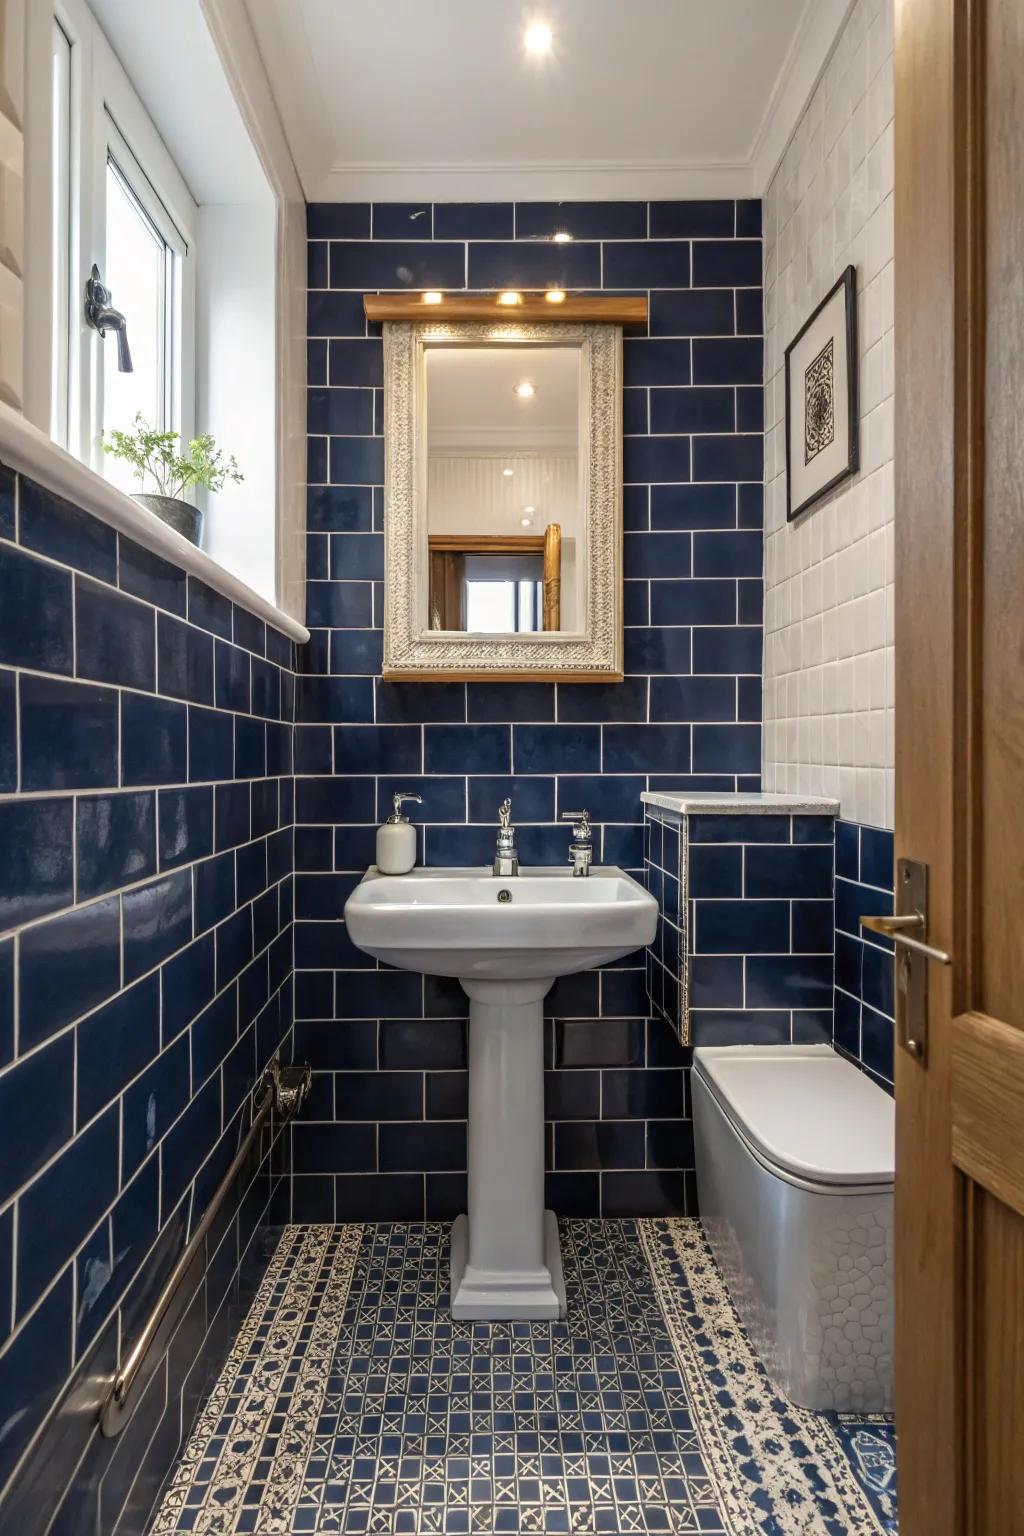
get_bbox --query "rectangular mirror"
[382,320,622,681]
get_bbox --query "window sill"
[0,403,309,644]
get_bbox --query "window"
[100,134,186,492]
[51,0,196,478]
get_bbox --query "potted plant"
[101,413,243,546]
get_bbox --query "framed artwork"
[784,265,858,521]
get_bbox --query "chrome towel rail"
[99,1058,311,1438]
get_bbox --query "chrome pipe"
[99,1059,310,1438]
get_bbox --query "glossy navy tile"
[467,240,603,292]
[623,337,693,385]
[371,202,431,237]
[123,869,193,983]
[162,932,216,1044]
[692,239,761,287]
[0,1269,73,1489]
[329,435,384,486]
[649,579,735,626]
[0,465,13,538]
[76,791,156,900]
[187,576,233,640]
[156,613,214,705]
[75,577,155,690]
[649,289,736,336]
[433,202,513,239]
[159,786,214,870]
[20,883,118,1039]
[691,625,761,674]
[745,844,834,899]
[330,240,464,289]
[0,543,73,674]
[188,705,235,782]
[307,485,373,533]
[692,335,763,384]
[328,338,383,387]
[623,626,692,675]
[650,200,736,236]
[0,797,74,929]
[308,202,370,238]
[19,675,119,791]
[0,1032,74,1206]
[604,241,691,288]
[76,973,160,1124]
[118,537,187,616]
[692,723,760,773]
[20,479,117,583]
[122,693,188,785]
[693,433,763,482]
[623,434,691,484]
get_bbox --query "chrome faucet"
[493,798,519,877]
[562,810,593,877]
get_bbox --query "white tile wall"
[762,0,895,830]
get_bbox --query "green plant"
[101,413,244,502]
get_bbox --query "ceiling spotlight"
[523,506,536,514]
[513,381,537,398]
[502,467,515,477]
[520,516,534,527]
[497,290,522,306]
[545,288,567,304]
[524,22,552,54]
[422,290,443,304]
[552,231,573,244]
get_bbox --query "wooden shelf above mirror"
[363,293,648,324]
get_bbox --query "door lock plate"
[895,857,929,1064]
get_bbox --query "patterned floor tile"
[149,1220,896,1535]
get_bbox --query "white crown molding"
[313,159,756,204]
[749,0,857,191]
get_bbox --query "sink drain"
[496,888,512,903]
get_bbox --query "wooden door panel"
[953,1014,1024,1217]
[964,1186,1024,1533]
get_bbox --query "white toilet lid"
[693,1044,895,1187]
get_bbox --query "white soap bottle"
[376,792,422,874]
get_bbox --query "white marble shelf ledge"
[641,791,841,817]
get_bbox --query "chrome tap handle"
[493,798,518,876]
[561,810,593,876]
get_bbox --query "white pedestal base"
[451,1209,566,1320]
[450,976,567,1321]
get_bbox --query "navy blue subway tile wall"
[300,199,763,1221]
[834,820,896,1089]
[644,807,836,1049]
[0,468,296,1535]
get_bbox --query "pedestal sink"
[344,867,657,1319]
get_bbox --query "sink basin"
[344,864,657,1322]
[343,865,657,979]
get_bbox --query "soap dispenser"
[376,792,422,874]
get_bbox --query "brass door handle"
[860,912,952,966]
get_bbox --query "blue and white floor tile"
[150,1220,896,1535]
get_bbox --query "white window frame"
[54,0,197,472]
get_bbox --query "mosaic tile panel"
[151,1221,896,1536]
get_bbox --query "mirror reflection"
[425,345,583,633]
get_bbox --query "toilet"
[692,1044,895,1413]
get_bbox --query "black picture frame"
[784,264,859,522]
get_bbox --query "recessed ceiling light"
[497,290,522,306]
[513,381,537,398]
[520,516,534,527]
[502,467,514,477]
[524,22,552,54]
[545,288,567,304]
[422,290,443,304]
[523,506,536,514]
[552,231,573,244]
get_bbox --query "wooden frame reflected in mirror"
[427,530,562,633]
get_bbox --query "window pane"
[465,581,516,633]
[103,159,166,491]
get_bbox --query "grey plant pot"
[132,493,203,546]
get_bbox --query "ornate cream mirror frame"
[379,314,625,682]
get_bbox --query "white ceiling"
[244,0,852,201]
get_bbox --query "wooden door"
[895,0,1024,1530]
